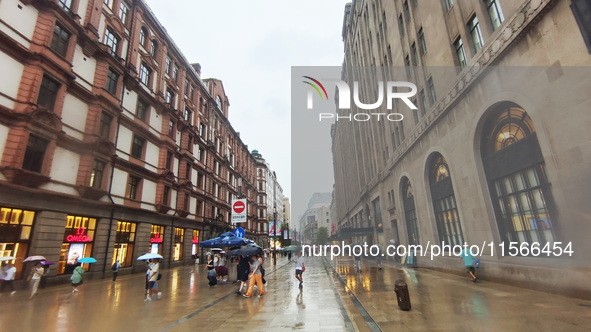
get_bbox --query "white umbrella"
[23,255,47,262]
[0,256,16,261]
[137,253,163,260]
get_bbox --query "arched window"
[139,27,148,47]
[401,177,420,246]
[429,153,464,247]
[481,104,556,250]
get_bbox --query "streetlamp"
[273,179,277,265]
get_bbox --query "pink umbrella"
[40,261,55,266]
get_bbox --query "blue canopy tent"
[199,232,250,248]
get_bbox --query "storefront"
[149,225,165,255]
[113,221,136,267]
[172,227,184,261]
[0,206,35,279]
[191,230,200,258]
[59,215,95,274]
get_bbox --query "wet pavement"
[1,256,590,331]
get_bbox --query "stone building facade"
[0,0,274,283]
[333,0,591,295]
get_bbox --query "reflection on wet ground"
[1,256,590,331]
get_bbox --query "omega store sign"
[60,215,96,275]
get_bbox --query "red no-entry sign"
[232,199,247,223]
[233,200,245,213]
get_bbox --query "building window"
[173,228,184,261]
[37,75,60,111]
[51,23,71,57]
[411,42,419,65]
[23,135,48,173]
[197,172,204,189]
[443,0,454,11]
[481,105,557,251]
[162,186,170,205]
[139,63,151,86]
[427,77,436,104]
[185,162,191,180]
[126,175,141,199]
[468,15,484,52]
[119,1,130,25]
[131,135,145,159]
[104,0,114,10]
[165,56,171,75]
[90,160,106,188]
[58,0,72,12]
[113,221,136,267]
[197,147,204,163]
[104,28,119,57]
[429,153,465,247]
[403,1,410,21]
[485,0,505,30]
[404,55,412,78]
[184,108,192,123]
[419,89,428,116]
[99,111,113,139]
[454,37,467,67]
[150,40,158,58]
[139,27,148,47]
[401,177,420,248]
[166,151,173,170]
[199,123,206,138]
[398,15,405,37]
[418,27,427,55]
[187,135,193,153]
[168,120,175,138]
[172,65,179,81]
[106,68,119,95]
[166,90,174,105]
[0,207,35,279]
[136,99,149,122]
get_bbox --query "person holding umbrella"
[70,264,85,293]
[27,262,45,299]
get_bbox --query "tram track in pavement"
[322,257,383,332]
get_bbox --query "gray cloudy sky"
[144,0,350,200]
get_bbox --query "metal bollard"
[394,279,411,310]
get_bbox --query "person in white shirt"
[146,259,161,301]
[0,262,17,295]
[294,252,305,288]
[28,262,44,299]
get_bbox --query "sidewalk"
[328,256,591,331]
[0,256,354,332]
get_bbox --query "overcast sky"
[144,0,350,201]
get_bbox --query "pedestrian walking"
[243,254,265,298]
[354,254,362,273]
[0,262,17,295]
[28,262,44,299]
[206,254,217,287]
[236,255,250,294]
[192,255,199,273]
[295,251,305,288]
[71,264,85,293]
[146,258,161,301]
[216,252,229,282]
[461,248,478,282]
[111,260,121,282]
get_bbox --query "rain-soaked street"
[1,256,590,332]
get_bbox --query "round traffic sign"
[233,201,245,213]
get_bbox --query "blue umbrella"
[200,233,249,248]
[78,257,97,263]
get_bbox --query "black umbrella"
[233,246,263,256]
